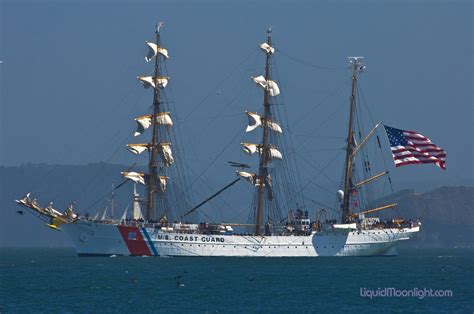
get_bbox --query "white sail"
[132,183,144,220]
[245,111,262,132]
[252,76,280,97]
[157,47,169,59]
[137,76,169,89]
[145,41,158,62]
[134,113,172,137]
[159,143,174,166]
[259,42,275,54]
[144,41,169,60]
[127,144,149,155]
[134,115,152,137]
[266,80,280,97]
[156,112,173,128]
[155,77,169,88]
[236,171,256,185]
[137,76,155,89]
[158,176,168,193]
[269,148,283,160]
[245,111,282,133]
[241,143,259,155]
[267,120,282,133]
[241,143,282,160]
[121,171,147,185]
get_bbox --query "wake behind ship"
[16,24,449,257]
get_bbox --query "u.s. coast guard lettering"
[153,234,225,243]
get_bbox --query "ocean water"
[0,248,472,313]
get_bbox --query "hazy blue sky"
[1,0,472,188]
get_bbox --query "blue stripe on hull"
[141,228,159,256]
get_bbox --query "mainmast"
[341,57,365,223]
[146,26,162,221]
[255,29,273,235]
[235,29,282,235]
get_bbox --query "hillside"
[378,186,474,248]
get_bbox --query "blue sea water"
[0,248,472,313]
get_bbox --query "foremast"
[122,23,174,222]
[256,29,273,235]
[341,57,365,223]
[236,28,283,235]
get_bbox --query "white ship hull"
[62,221,420,257]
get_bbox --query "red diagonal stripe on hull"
[117,225,152,256]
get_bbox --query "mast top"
[348,57,366,75]
[156,21,165,34]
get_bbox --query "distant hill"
[0,164,472,248]
[378,186,474,248]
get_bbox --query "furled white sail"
[269,148,283,160]
[155,77,169,88]
[252,76,280,97]
[241,143,282,160]
[158,176,168,193]
[156,112,173,128]
[245,111,282,133]
[259,42,275,54]
[236,171,256,185]
[157,47,169,59]
[134,115,152,137]
[137,76,156,89]
[245,111,262,132]
[241,143,259,155]
[137,76,169,89]
[159,143,174,166]
[127,144,149,155]
[144,41,169,61]
[121,171,147,185]
[145,41,158,62]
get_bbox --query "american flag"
[383,125,446,170]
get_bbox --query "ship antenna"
[341,57,365,223]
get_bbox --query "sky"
[1,0,473,190]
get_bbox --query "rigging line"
[79,130,133,197]
[181,162,236,213]
[174,127,243,206]
[293,78,352,125]
[182,47,258,122]
[274,182,335,211]
[298,99,348,147]
[26,86,143,194]
[299,150,343,193]
[294,151,338,186]
[182,178,240,218]
[357,81,396,196]
[276,48,342,71]
[197,84,252,140]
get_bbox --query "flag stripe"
[384,125,446,170]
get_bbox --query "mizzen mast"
[341,57,365,223]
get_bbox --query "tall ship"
[16,26,430,257]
